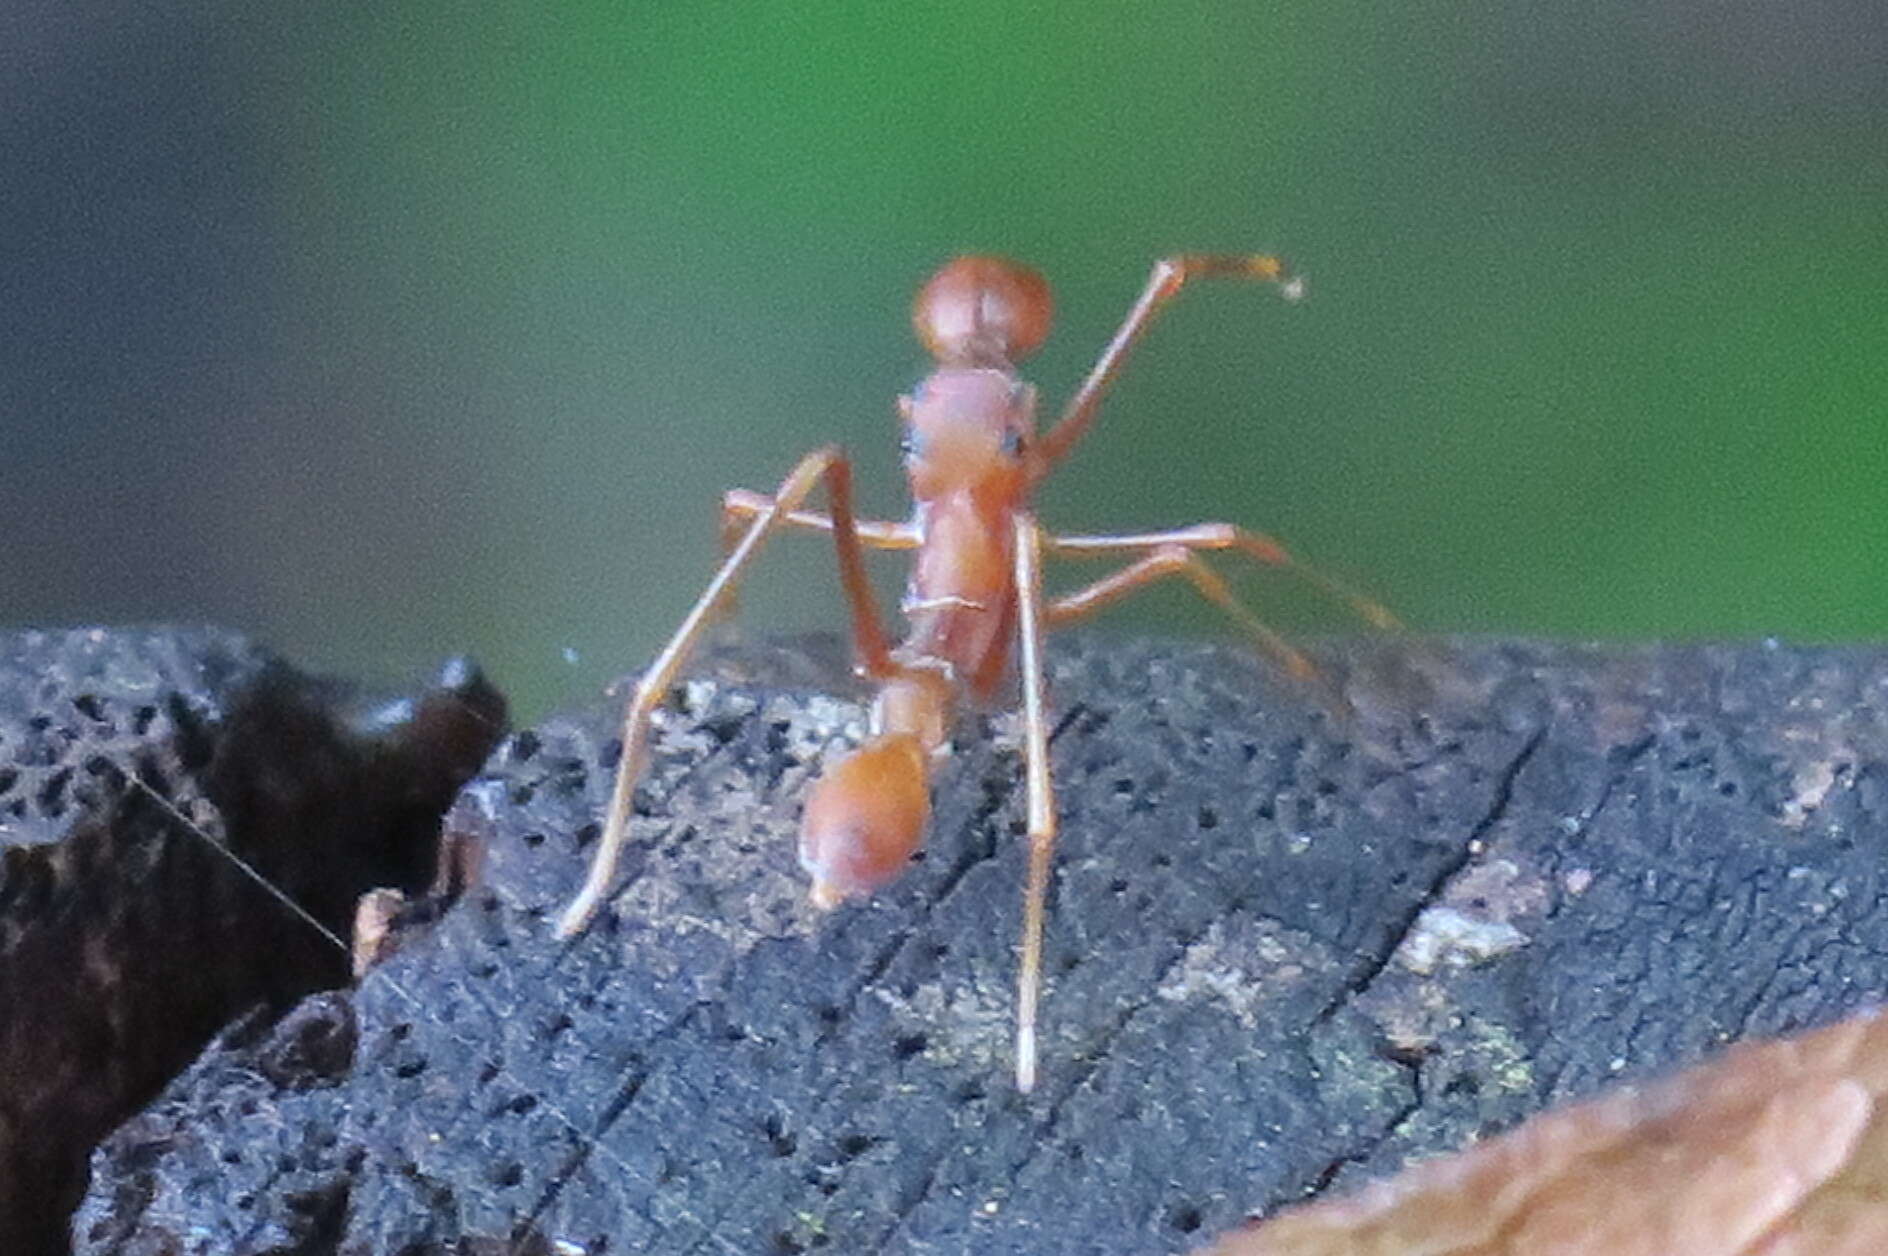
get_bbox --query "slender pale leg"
[709,493,918,629]
[556,446,895,938]
[719,489,920,551]
[1011,512,1054,1093]
[1048,524,1399,629]
[1004,529,1378,1083]
[1032,255,1298,473]
[1044,545,1322,685]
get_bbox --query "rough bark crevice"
[0,629,504,1256]
[56,632,1888,1256]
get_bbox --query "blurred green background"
[6,2,1885,717]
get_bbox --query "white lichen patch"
[1780,755,1840,828]
[610,832,818,1001]
[1393,856,1550,976]
[757,690,872,800]
[1396,906,1528,975]
[680,677,741,720]
[783,692,869,750]
[599,684,866,988]
[1774,705,1858,830]
[1449,858,1551,919]
[662,678,869,771]
[874,976,1013,1072]
[1154,920,1309,1028]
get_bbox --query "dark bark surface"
[72,634,1888,1256]
[0,628,504,1256]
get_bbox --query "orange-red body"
[798,260,1052,907]
[557,249,1344,1092]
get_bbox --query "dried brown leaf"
[1206,1008,1888,1256]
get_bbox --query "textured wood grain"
[75,637,1888,1255]
[0,629,503,1256]
[1206,1007,1888,1255]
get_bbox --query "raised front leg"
[1031,255,1301,476]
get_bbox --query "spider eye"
[999,429,1026,458]
[901,430,924,460]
